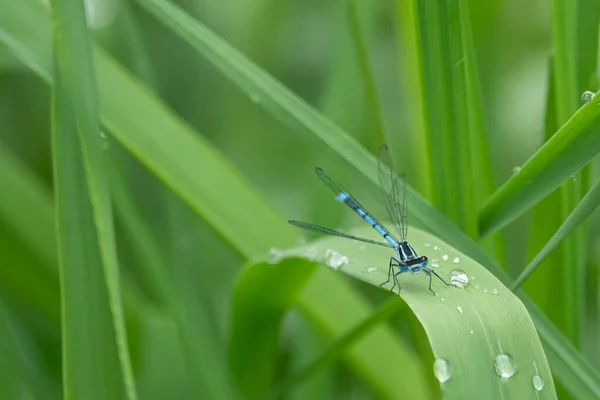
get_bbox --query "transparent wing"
[377,145,407,240]
[288,221,394,248]
[314,167,398,245]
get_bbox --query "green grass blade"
[296,271,432,399]
[524,57,564,329]
[52,74,127,399]
[513,175,600,289]
[279,297,403,395]
[396,0,495,239]
[110,156,241,399]
[345,0,385,148]
[0,0,296,259]
[0,301,59,399]
[127,0,497,271]
[0,141,57,265]
[522,297,600,400]
[0,141,60,324]
[280,227,556,399]
[551,0,587,348]
[50,0,136,397]
[398,0,462,228]
[479,91,600,236]
[230,261,430,399]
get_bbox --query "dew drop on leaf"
[433,359,451,383]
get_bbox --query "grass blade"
[479,91,600,236]
[52,73,127,399]
[278,297,403,395]
[513,175,600,289]
[280,227,556,399]
[551,0,587,348]
[0,141,57,265]
[230,261,431,399]
[345,0,385,148]
[129,0,498,273]
[110,154,241,399]
[50,0,136,397]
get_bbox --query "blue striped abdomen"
[335,192,398,247]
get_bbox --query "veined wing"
[377,145,407,241]
[288,221,394,248]
[314,167,399,246]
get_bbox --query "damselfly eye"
[421,256,427,262]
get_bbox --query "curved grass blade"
[479,91,600,236]
[513,175,600,289]
[50,0,136,397]
[279,226,556,399]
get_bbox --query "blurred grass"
[0,0,599,399]
[51,0,136,396]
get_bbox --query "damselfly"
[288,145,450,295]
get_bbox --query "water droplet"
[469,330,474,334]
[470,275,475,280]
[475,284,480,289]
[367,267,378,273]
[441,297,445,302]
[433,359,451,383]
[424,242,431,247]
[268,248,284,264]
[306,246,317,260]
[324,249,349,270]
[570,175,576,181]
[582,90,595,104]
[433,245,440,251]
[457,306,463,314]
[484,288,488,293]
[513,166,521,174]
[453,257,460,264]
[492,289,498,294]
[449,269,469,288]
[532,375,544,391]
[100,131,109,150]
[441,254,449,261]
[494,353,516,378]
[431,262,440,268]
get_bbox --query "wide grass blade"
[50,0,136,397]
[278,226,556,399]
